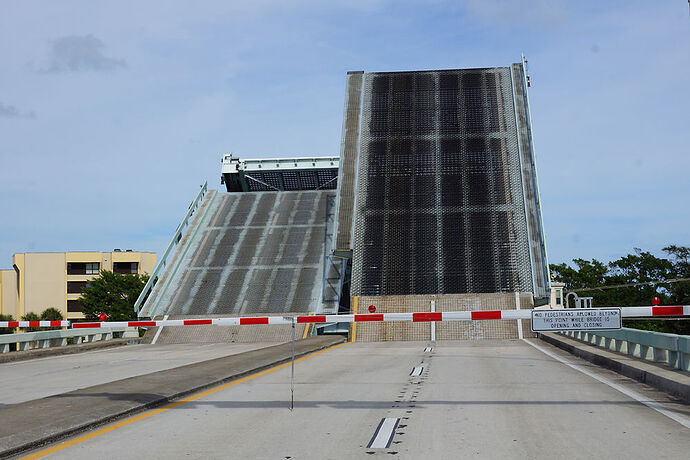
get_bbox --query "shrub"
[40,307,65,330]
[0,314,15,335]
[21,312,41,332]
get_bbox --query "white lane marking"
[151,315,169,345]
[522,339,690,429]
[424,347,433,352]
[368,417,400,448]
[410,366,423,377]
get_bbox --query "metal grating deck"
[152,191,334,318]
[341,65,548,298]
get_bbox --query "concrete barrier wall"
[561,328,690,371]
[0,327,131,353]
[353,293,535,341]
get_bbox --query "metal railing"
[134,182,208,314]
[560,328,690,371]
[0,327,129,353]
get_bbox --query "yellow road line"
[302,312,314,339]
[350,296,358,342]
[22,341,349,459]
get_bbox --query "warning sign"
[531,308,622,332]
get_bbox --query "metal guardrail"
[134,182,208,314]
[560,328,690,371]
[0,327,129,353]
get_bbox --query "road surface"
[21,340,690,459]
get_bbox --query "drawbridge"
[137,59,551,343]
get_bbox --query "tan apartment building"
[0,251,156,320]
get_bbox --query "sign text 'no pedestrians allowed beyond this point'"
[531,308,622,332]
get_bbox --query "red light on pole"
[652,297,661,306]
[368,305,376,313]
[99,313,107,322]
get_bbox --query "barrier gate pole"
[290,317,295,411]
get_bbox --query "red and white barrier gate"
[0,321,70,328]
[0,306,687,330]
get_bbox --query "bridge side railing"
[559,328,690,371]
[134,182,208,315]
[0,327,129,353]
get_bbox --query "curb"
[539,332,690,404]
[0,335,346,458]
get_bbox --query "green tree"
[79,271,149,321]
[663,245,690,305]
[550,246,690,335]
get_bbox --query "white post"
[290,317,295,411]
[430,300,436,342]
[515,292,523,339]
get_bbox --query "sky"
[1,0,689,270]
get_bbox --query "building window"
[67,263,85,275]
[86,262,100,274]
[113,262,138,274]
[67,281,89,294]
[67,300,82,312]
[67,262,100,275]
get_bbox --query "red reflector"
[354,314,384,322]
[652,306,684,316]
[8,321,19,328]
[297,316,326,323]
[471,311,502,320]
[240,317,269,325]
[412,312,442,322]
[73,323,100,328]
[50,321,62,327]
[183,319,213,325]
[29,321,40,327]
[128,321,156,327]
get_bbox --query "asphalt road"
[22,340,690,459]
[0,342,279,406]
